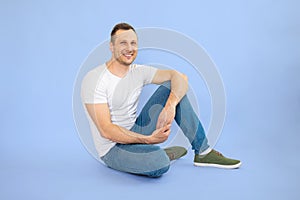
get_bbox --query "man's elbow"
[182,73,188,82]
[178,71,188,84]
[99,124,113,140]
[173,70,188,81]
[180,73,189,92]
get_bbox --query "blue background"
[1,0,299,200]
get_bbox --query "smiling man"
[81,23,241,177]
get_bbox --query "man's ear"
[109,42,114,53]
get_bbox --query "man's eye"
[120,42,126,45]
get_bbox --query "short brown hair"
[110,23,136,43]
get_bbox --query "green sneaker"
[164,146,187,161]
[194,149,241,169]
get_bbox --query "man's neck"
[106,59,130,78]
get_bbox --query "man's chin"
[117,58,135,66]
[121,61,133,66]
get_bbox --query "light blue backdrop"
[0,0,299,200]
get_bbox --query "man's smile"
[122,52,135,59]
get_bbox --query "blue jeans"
[101,82,209,177]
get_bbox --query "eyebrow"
[119,40,137,43]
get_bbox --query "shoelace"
[212,150,223,157]
[165,151,176,160]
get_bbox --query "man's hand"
[146,124,171,144]
[156,105,176,129]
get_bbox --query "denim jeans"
[101,82,209,177]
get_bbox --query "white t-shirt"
[81,63,157,157]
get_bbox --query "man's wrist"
[165,103,176,111]
[165,91,178,108]
[141,135,151,144]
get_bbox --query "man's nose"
[126,44,133,51]
[125,44,136,51]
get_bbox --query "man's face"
[110,29,138,66]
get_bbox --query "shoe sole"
[194,162,242,169]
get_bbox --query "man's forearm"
[101,124,149,144]
[166,71,188,107]
[100,123,170,145]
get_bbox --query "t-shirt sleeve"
[140,65,158,85]
[81,70,107,104]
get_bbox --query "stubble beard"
[115,52,136,66]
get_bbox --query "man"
[81,23,241,177]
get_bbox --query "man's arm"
[85,103,171,144]
[151,69,188,128]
